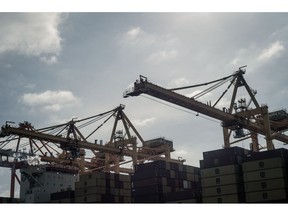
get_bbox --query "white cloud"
[40,55,58,65]
[257,41,285,61]
[147,50,178,63]
[24,83,36,90]
[120,26,180,66]
[230,58,241,66]
[229,46,257,68]
[229,41,285,72]
[22,90,78,111]
[168,77,189,88]
[122,26,178,49]
[0,13,65,64]
[132,117,155,126]
[4,63,12,68]
[174,149,188,155]
[126,27,142,39]
[123,26,156,46]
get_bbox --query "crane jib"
[123,74,288,146]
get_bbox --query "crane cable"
[193,76,233,99]
[36,107,117,133]
[169,73,235,91]
[3,108,119,151]
[140,95,219,124]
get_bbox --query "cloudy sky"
[0,12,288,197]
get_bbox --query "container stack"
[0,197,21,203]
[74,172,131,203]
[132,160,201,203]
[200,146,250,203]
[242,148,288,203]
[50,190,75,203]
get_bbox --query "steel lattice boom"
[124,67,288,151]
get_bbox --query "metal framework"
[123,67,288,151]
[0,104,183,198]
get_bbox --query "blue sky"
[0,12,288,198]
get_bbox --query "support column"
[104,153,110,172]
[222,127,230,148]
[262,106,274,150]
[114,156,120,174]
[132,142,137,169]
[10,163,16,198]
[250,132,259,152]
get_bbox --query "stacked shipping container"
[50,190,75,203]
[17,147,288,203]
[74,172,131,203]
[200,147,250,203]
[243,148,288,203]
[132,160,201,203]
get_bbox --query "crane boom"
[0,124,182,164]
[125,77,234,122]
[0,124,131,153]
[124,73,288,149]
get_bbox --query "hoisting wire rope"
[36,107,117,133]
[0,135,16,148]
[6,108,118,151]
[140,95,219,124]
[77,110,115,130]
[85,112,116,140]
[192,75,234,100]
[212,75,237,108]
[169,73,235,91]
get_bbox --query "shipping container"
[75,194,102,203]
[202,184,242,197]
[50,190,74,201]
[201,147,250,169]
[165,190,199,202]
[243,168,287,182]
[245,189,288,203]
[244,178,287,192]
[246,148,288,161]
[132,177,167,188]
[203,146,250,160]
[201,164,241,178]
[242,157,285,172]
[119,189,131,197]
[132,185,163,196]
[202,193,243,203]
[133,194,164,203]
[201,174,242,187]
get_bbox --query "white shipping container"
[202,184,240,197]
[246,189,287,203]
[201,174,241,187]
[242,157,284,172]
[201,165,241,178]
[244,178,286,192]
[243,168,286,182]
[202,194,240,203]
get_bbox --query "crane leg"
[262,106,274,150]
[222,127,230,148]
[251,132,259,152]
[10,164,16,198]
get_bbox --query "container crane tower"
[0,105,182,198]
[124,66,288,152]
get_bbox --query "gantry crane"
[0,104,183,198]
[124,66,288,152]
